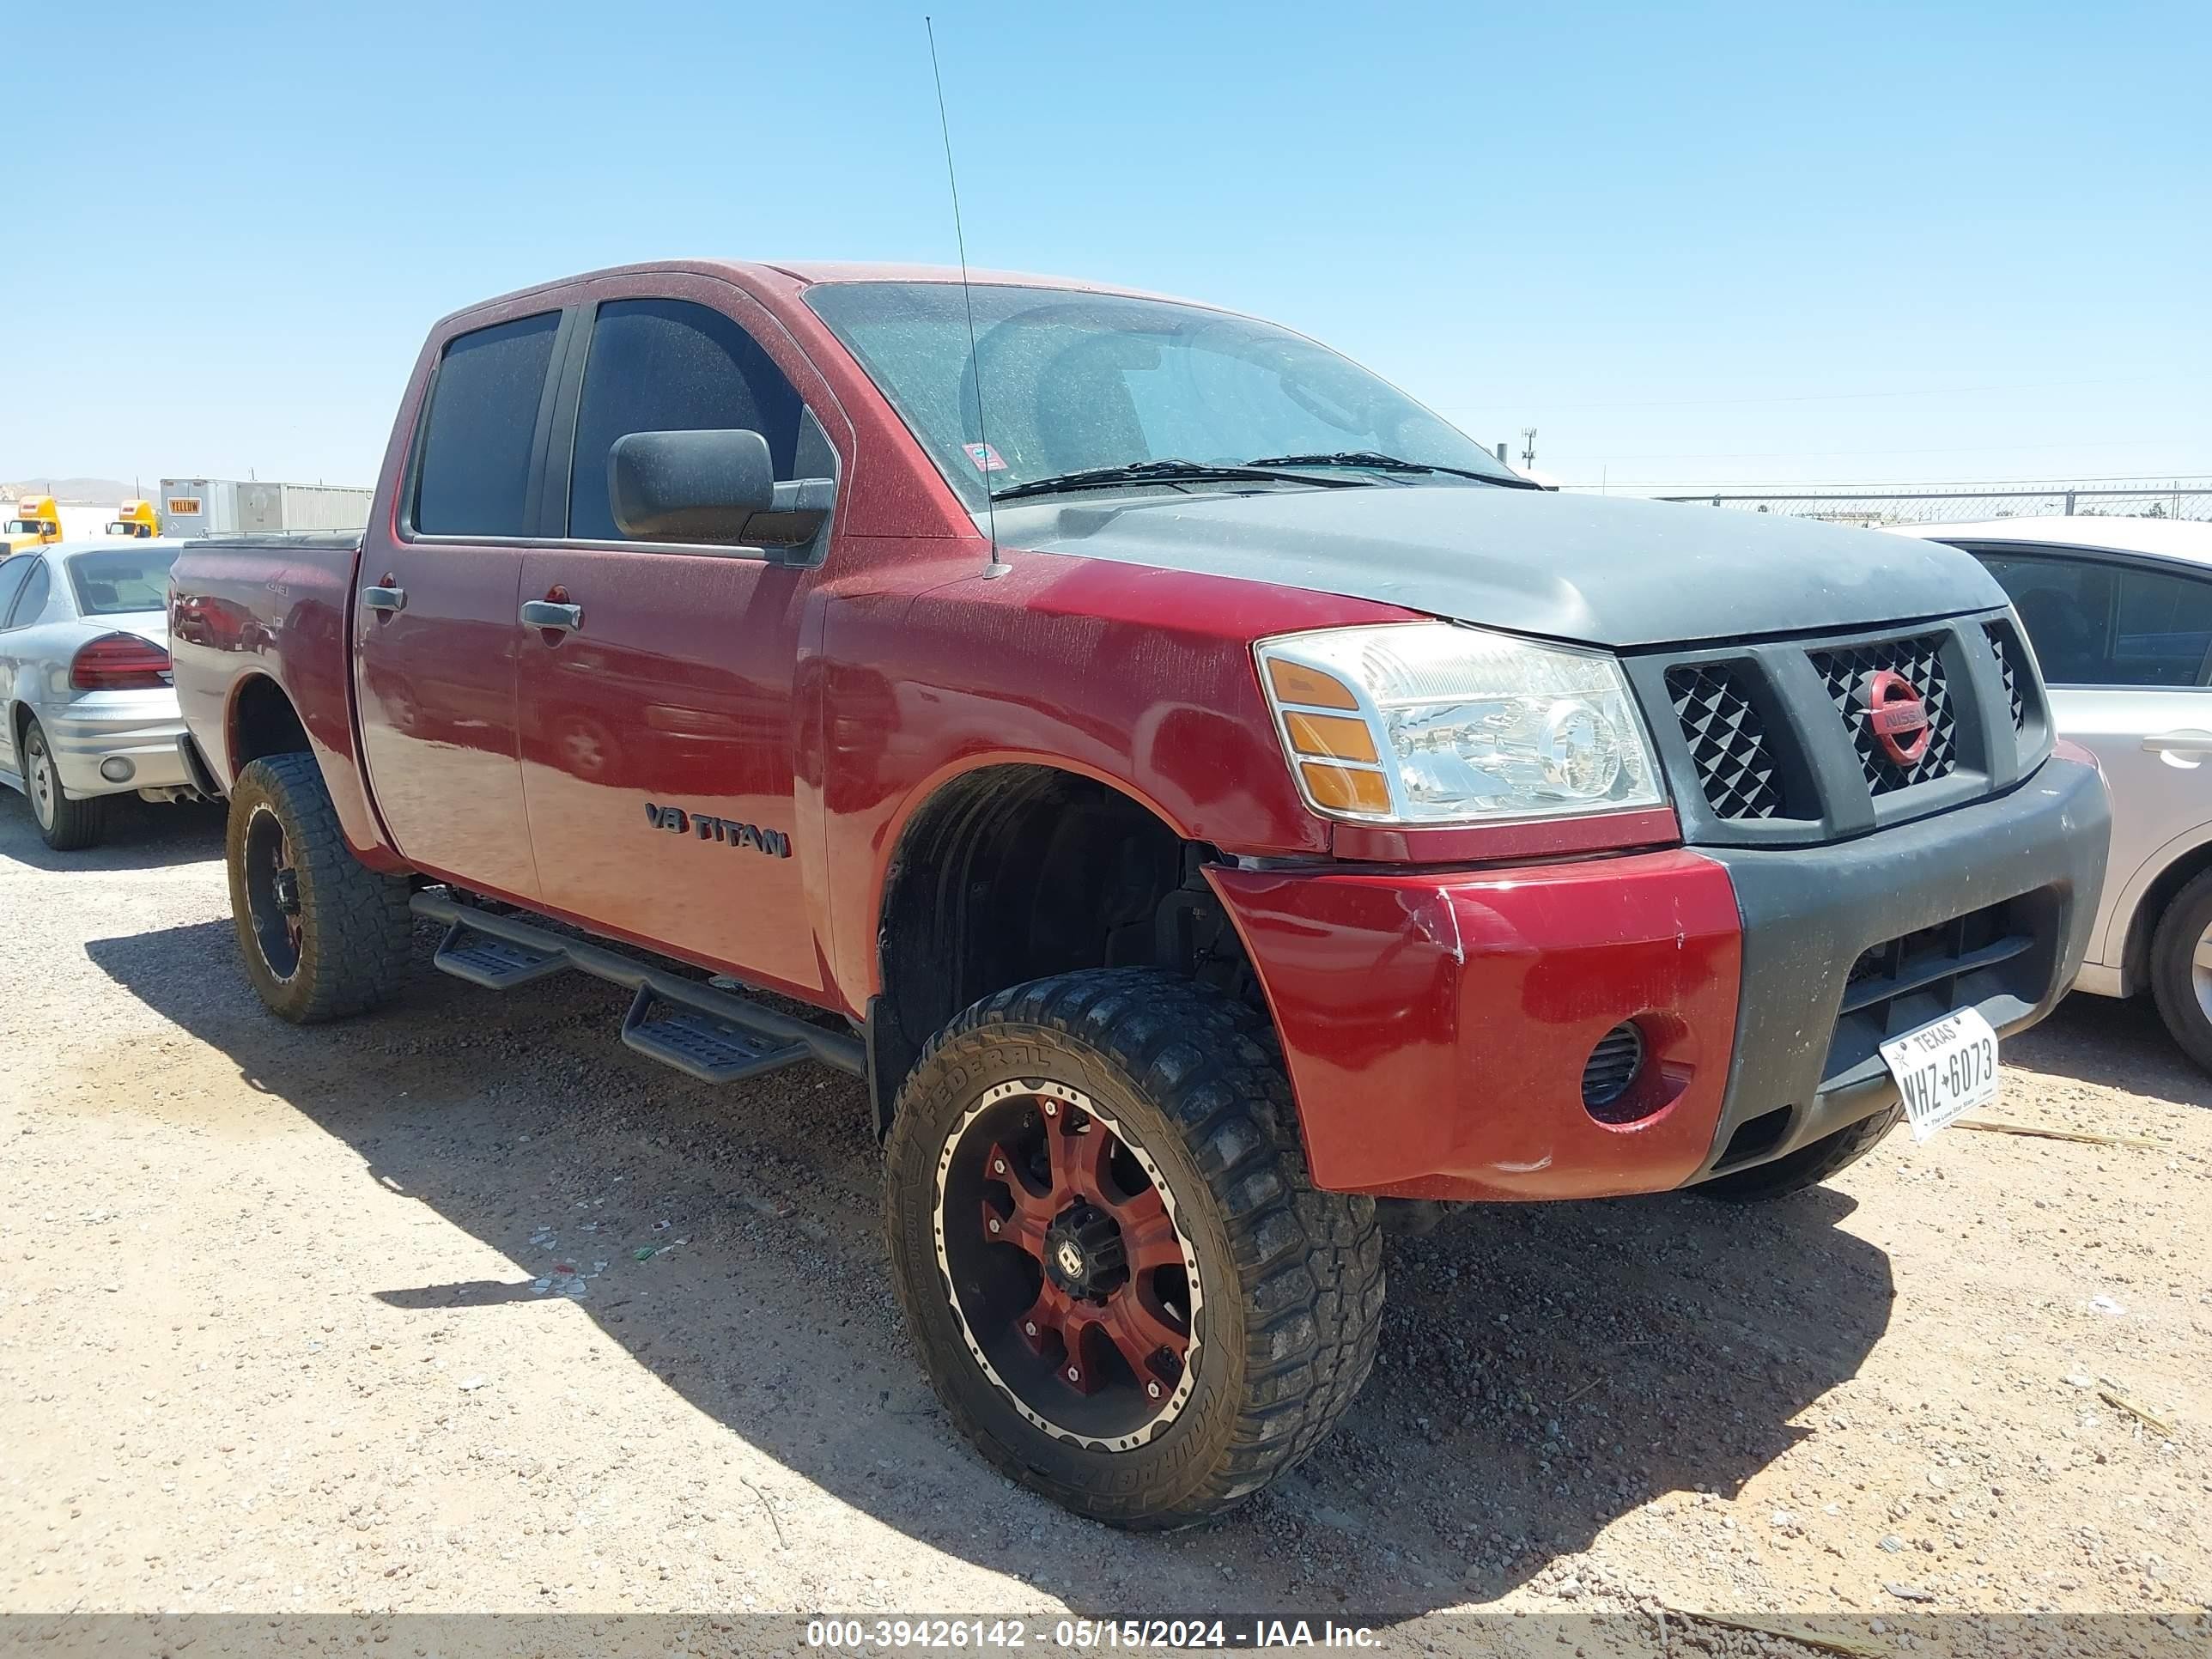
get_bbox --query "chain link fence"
[1584,477,2212,526]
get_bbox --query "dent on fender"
[1208,851,1744,1200]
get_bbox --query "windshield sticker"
[962,442,1007,472]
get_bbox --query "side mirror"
[607,428,836,550]
[609,428,775,542]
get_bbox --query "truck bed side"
[170,530,398,867]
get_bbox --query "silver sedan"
[0,538,199,851]
[1893,517,2212,1071]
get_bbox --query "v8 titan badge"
[1880,1006,2000,1140]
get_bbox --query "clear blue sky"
[6,0,2206,492]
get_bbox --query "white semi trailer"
[157,479,372,538]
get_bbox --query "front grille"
[1647,611,2030,843]
[1842,903,2027,1014]
[1985,622,2025,732]
[1808,633,1957,795]
[1666,664,1785,820]
[1824,899,2035,1086]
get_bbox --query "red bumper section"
[1207,850,1744,1202]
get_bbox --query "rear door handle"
[2143,730,2212,756]
[361,585,407,612]
[521,599,583,632]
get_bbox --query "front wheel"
[884,969,1383,1530]
[2148,870,2212,1076]
[226,753,414,1023]
[21,717,107,851]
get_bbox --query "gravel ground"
[3,793,2208,1647]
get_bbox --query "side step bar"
[412,891,864,1082]
[433,924,570,991]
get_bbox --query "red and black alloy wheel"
[934,1079,1204,1451]
[884,969,1385,1528]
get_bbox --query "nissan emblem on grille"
[1810,634,1958,795]
[1860,669,1932,767]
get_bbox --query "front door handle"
[2143,730,2212,757]
[521,599,583,632]
[361,584,407,612]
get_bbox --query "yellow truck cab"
[3,495,64,555]
[105,499,160,538]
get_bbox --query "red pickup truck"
[169,260,2109,1528]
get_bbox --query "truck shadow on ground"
[89,917,1895,1615]
[2002,991,2212,1110]
[0,793,224,873]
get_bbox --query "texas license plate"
[1880,1007,2000,1141]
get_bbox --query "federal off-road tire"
[227,754,413,1024]
[1692,1104,1901,1203]
[2148,870,2212,1076]
[884,969,1383,1529]
[22,717,108,851]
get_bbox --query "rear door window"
[6,558,52,628]
[2111,563,2212,685]
[0,557,32,627]
[565,298,808,542]
[1978,550,2212,687]
[413,312,562,538]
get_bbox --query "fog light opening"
[100,756,136,783]
[1582,1021,1652,1123]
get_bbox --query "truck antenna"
[926,15,1009,579]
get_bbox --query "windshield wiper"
[1244,451,1540,487]
[990,458,1369,502]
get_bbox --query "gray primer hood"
[1003,485,2006,649]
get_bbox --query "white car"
[0,537,199,851]
[1891,516,2212,1069]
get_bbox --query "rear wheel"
[1692,1105,1900,1203]
[21,717,107,851]
[2148,870,2212,1075]
[227,754,414,1023]
[884,969,1383,1529]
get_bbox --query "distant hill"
[3,477,148,504]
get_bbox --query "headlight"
[1255,622,1665,824]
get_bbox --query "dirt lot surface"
[3,797,2208,1650]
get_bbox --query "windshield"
[5,520,45,535]
[67,547,179,615]
[804,282,1514,507]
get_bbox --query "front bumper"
[1207,755,2108,1201]
[43,694,191,798]
[1688,750,2106,1179]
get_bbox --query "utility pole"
[1520,428,1538,473]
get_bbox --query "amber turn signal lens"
[1284,710,1380,764]
[1266,658,1359,710]
[1299,762,1392,814]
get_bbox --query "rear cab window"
[412,312,562,538]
